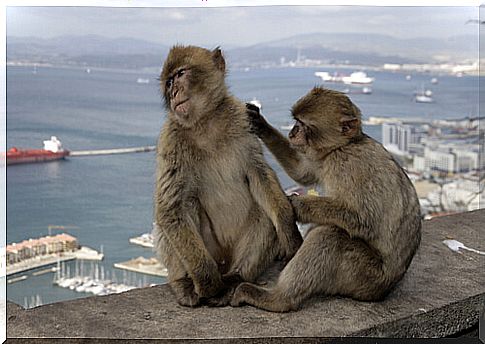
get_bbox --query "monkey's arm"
[247,104,316,186]
[289,195,375,241]
[154,164,223,298]
[246,160,303,259]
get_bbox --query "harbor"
[53,261,153,297]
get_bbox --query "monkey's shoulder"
[322,137,402,186]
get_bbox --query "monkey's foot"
[205,291,233,307]
[171,277,201,307]
[206,272,243,307]
[176,293,201,307]
[229,282,256,307]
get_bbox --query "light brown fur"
[232,87,422,312]
[153,46,302,307]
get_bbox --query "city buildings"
[6,233,78,265]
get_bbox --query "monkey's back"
[321,135,422,278]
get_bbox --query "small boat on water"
[3,136,70,166]
[414,85,434,103]
[415,94,434,103]
[136,78,150,84]
[342,71,374,85]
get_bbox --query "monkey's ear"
[340,115,360,136]
[212,48,226,72]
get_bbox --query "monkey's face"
[288,119,309,151]
[291,87,362,154]
[161,46,226,128]
[165,67,192,120]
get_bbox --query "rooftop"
[7,210,485,341]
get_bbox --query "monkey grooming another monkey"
[153,45,302,307]
[231,87,422,312]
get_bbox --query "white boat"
[248,97,262,110]
[362,86,373,94]
[414,85,434,103]
[431,77,438,84]
[129,233,154,248]
[314,71,333,81]
[342,71,374,85]
[314,71,342,83]
[415,94,434,103]
[136,78,150,84]
[405,75,412,81]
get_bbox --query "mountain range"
[7,33,477,70]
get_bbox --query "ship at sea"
[3,136,70,165]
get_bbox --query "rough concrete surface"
[7,210,485,341]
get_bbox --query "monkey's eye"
[176,69,186,78]
[166,78,173,89]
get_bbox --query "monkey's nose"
[172,88,179,99]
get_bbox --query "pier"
[69,145,156,157]
[114,257,167,277]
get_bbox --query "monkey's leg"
[206,218,279,307]
[231,225,387,312]
[153,227,201,307]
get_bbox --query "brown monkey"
[153,45,302,307]
[231,87,422,312]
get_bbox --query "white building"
[383,122,426,155]
[382,122,412,155]
[413,141,481,174]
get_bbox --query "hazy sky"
[6,6,480,47]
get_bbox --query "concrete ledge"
[7,210,485,341]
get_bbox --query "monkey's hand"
[276,217,302,262]
[193,270,224,299]
[288,194,308,223]
[246,102,269,137]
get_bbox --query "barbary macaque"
[153,45,303,307]
[231,87,422,312]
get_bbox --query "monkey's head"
[160,45,227,128]
[289,87,363,154]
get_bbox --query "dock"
[7,254,75,276]
[69,146,156,157]
[114,257,167,277]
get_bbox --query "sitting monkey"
[153,45,302,307]
[231,87,422,312]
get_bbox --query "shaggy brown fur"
[153,46,302,307]
[231,87,422,312]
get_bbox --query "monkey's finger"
[246,102,261,113]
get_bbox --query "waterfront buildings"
[6,233,78,265]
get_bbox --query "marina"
[53,261,153,296]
